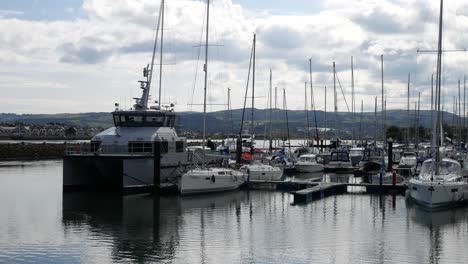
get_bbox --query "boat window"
[128,142,153,153]
[90,141,101,152]
[147,115,165,126]
[420,161,461,177]
[176,141,184,152]
[113,115,120,126]
[166,116,175,127]
[113,112,176,127]
[123,115,144,123]
[403,153,416,158]
[160,141,168,154]
[218,171,225,175]
[331,152,349,161]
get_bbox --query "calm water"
[1,161,468,263]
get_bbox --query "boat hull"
[324,161,354,173]
[242,165,283,181]
[408,179,468,209]
[178,170,244,195]
[63,153,221,193]
[295,163,324,173]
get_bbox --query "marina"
[2,0,468,263]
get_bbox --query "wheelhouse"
[112,110,176,127]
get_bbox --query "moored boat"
[408,158,468,208]
[240,163,283,181]
[295,154,324,173]
[179,168,244,194]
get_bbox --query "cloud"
[0,0,466,114]
[59,43,113,64]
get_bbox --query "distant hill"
[0,109,460,139]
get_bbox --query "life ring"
[211,175,215,183]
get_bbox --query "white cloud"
[0,0,466,114]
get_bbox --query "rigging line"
[189,5,208,111]
[335,71,351,112]
[239,41,255,135]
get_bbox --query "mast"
[359,100,363,144]
[305,81,310,145]
[251,33,256,155]
[284,89,291,152]
[201,0,210,168]
[374,96,377,146]
[417,92,421,145]
[324,85,327,145]
[333,62,337,141]
[158,0,164,107]
[381,54,385,149]
[414,101,417,143]
[434,0,444,175]
[269,69,273,153]
[351,56,355,145]
[407,73,410,146]
[310,58,319,143]
[465,75,467,143]
[142,0,163,109]
[459,80,461,144]
[351,56,355,114]
[431,74,434,138]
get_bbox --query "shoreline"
[0,142,70,161]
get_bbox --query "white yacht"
[295,154,324,173]
[240,163,283,181]
[408,159,468,208]
[179,168,244,194]
[178,0,245,195]
[407,0,468,209]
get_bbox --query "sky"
[0,0,467,114]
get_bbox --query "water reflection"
[407,201,468,227]
[2,161,468,263]
[62,191,250,263]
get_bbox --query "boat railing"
[65,143,153,156]
[188,151,203,169]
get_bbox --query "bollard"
[392,170,396,186]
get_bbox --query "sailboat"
[238,35,283,181]
[178,0,244,195]
[408,0,468,208]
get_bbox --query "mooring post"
[153,142,161,189]
[387,140,393,172]
[236,137,242,164]
[392,170,396,186]
[379,171,383,186]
